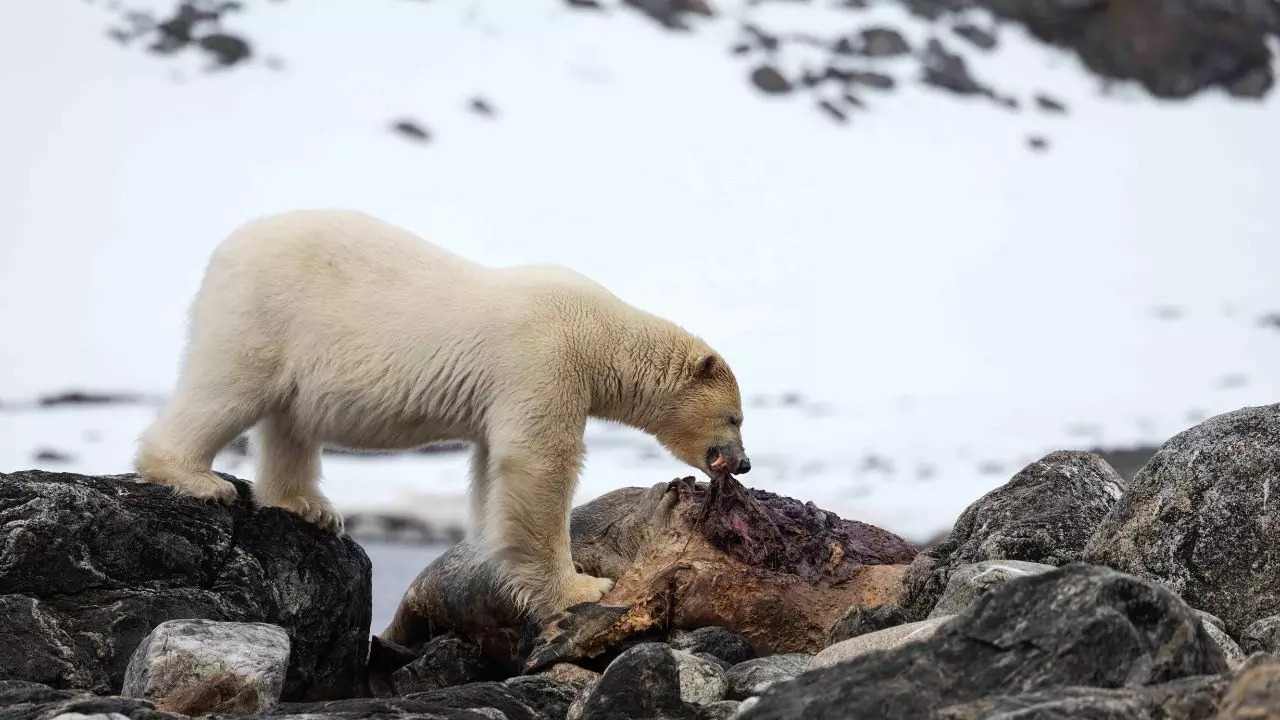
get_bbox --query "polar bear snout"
[708,446,751,474]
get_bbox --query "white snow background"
[2,0,1279,628]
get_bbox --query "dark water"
[360,539,451,635]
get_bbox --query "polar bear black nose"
[738,456,752,474]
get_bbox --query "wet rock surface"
[1085,403,1280,637]
[0,470,372,702]
[902,450,1126,619]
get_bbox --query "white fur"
[134,209,742,619]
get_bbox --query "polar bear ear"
[691,353,720,381]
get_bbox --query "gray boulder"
[1241,614,1280,655]
[1085,404,1280,636]
[739,563,1229,720]
[121,619,289,715]
[723,654,811,701]
[930,560,1056,618]
[0,471,371,701]
[902,451,1126,618]
[934,674,1229,720]
[672,651,728,705]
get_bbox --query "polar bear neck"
[578,310,697,434]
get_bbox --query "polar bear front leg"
[251,413,342,534]
[486,430,615,621]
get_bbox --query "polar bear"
[134,209,751,620]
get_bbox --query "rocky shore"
[4,403,1280,718]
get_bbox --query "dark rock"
[724,654,811,701]
[825,604,910,647]
[565,0,604,8]
[0,680,198,720]
[265,695,511,719]
[393,634,504,694]
[850,71,895,90]
[1027,135,1049,151]
[0,470,371,701]
[107,1,255,69]
[469,98,496,117]
[1241,615,1280,655]
[921,38,989,95]
[367,636,419,697]
[952,23,997,50]
[902,451,1125,619]
[858,27,910,57]
[749,65,793,94]
[392,120,431,143]
[935,674,1229,720]
[743,563,1229,719]
[1085,404,1280,637]
[977,0,1278,99]
[816,99,847,123]
[623,0,714,31]
[577,643,699,720]
[38,390,151,407]
[1035,92,1068,113]
[669,627,755,667]
[33,448,73,463]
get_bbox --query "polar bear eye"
[728,415,742,427]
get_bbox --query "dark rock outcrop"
[0,470,372,702]
[1085,404,1280,637]
[740,563,1229,719]
[902,450,1126,618]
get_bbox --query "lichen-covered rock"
[386,475,914,673]
[824,603,909,647]
[739,564,1229,720]
[811,616,953,670]
[723,654,811,701]
[1241,614,1280,656]
[576,643,699,720]
[902,451,1126,619]
[699,700,741,720]
[121,619,289,715]
[668,627,755,667]
[1085,404,1280,637]
[0,470,371,701]
[671,650,727,705]
[930,560,1056,618]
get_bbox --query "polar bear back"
[188,209,636,447]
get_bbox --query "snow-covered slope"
[2,0,1278,543]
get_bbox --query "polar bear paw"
[560,571,617,608]
[258,492,345,534]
